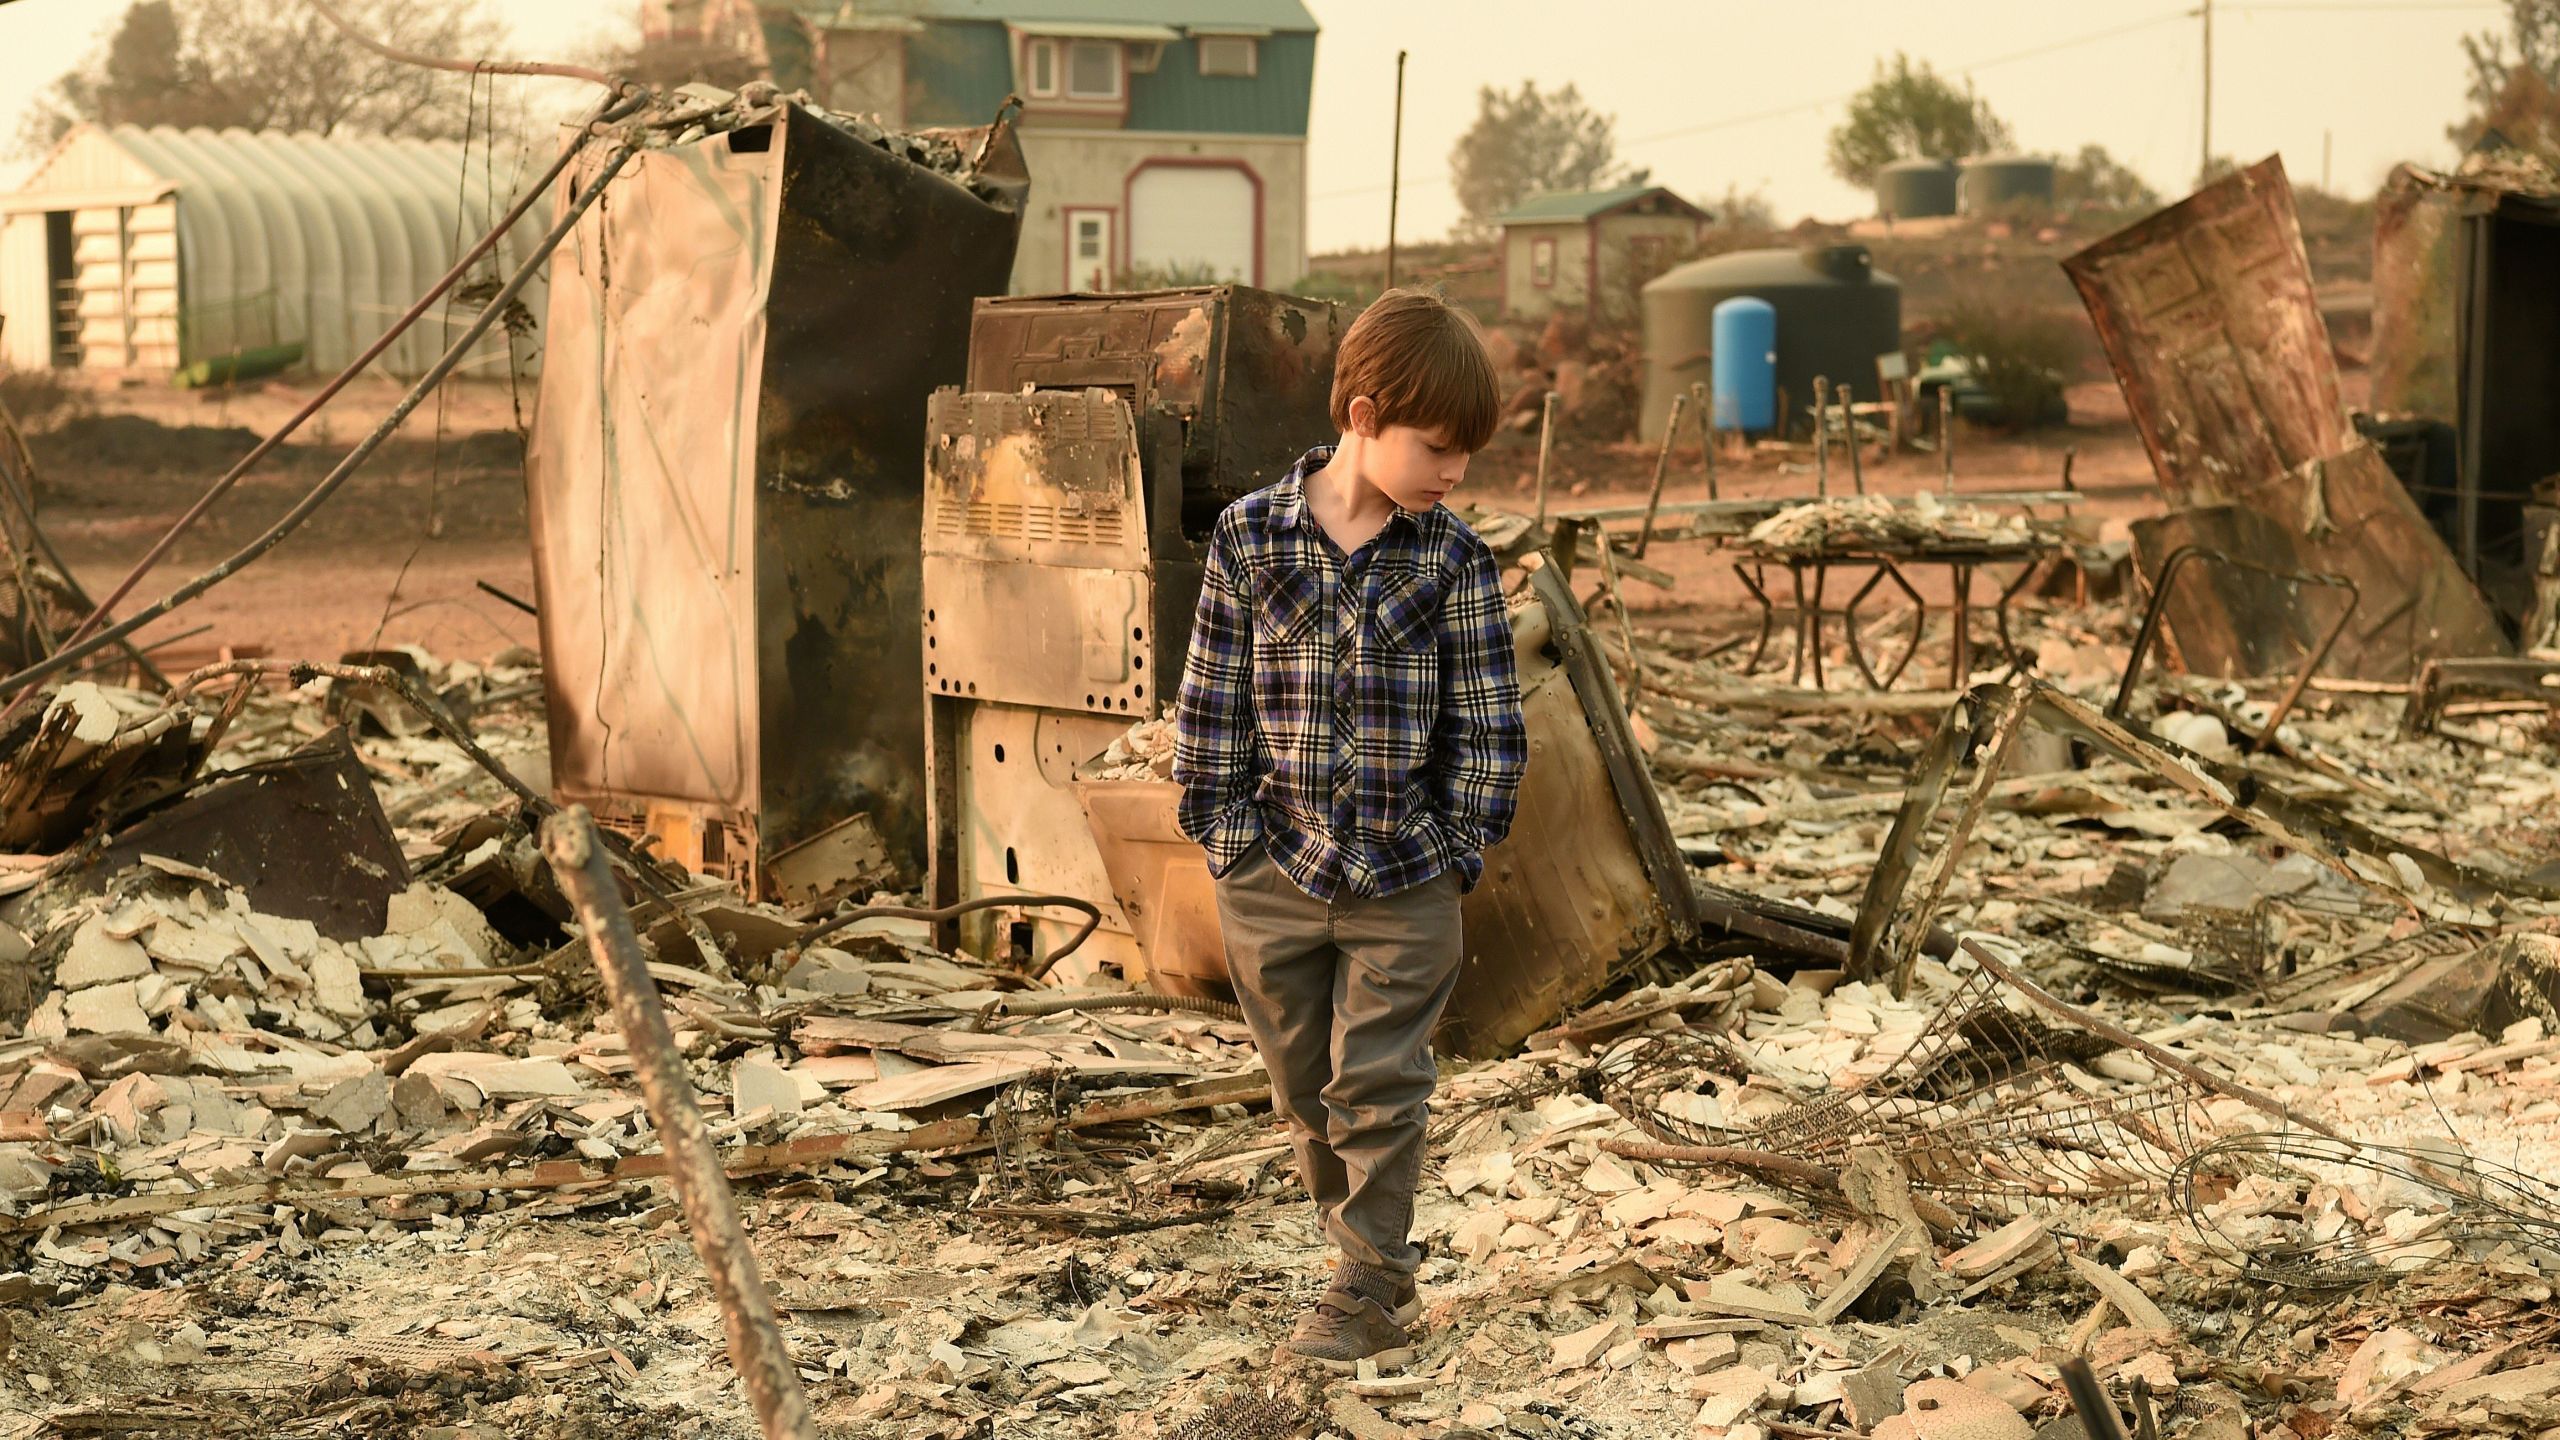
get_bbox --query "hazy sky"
[0,0,2513,253]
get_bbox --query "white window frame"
[1530,236,1557,288]
[1197,35,1258,77]
[1025,37,1060,98]
[1064,40,1123,100]
[1126,41,1164,74]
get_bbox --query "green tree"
[1825,53,2011,189]
[1447,80,1647,239]
[2055,144,2158,213]
[2449,2,2560,158]
[17,0,505,157]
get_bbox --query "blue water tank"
[1711,298,1777,433]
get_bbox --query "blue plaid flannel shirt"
[1172,446,1528,900]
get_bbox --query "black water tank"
[1640,244,1903,440]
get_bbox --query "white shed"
[0,124,546,379]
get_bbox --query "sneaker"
[1275,1264,1422,1373]
[1274,1290,1415,1374]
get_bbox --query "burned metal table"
[1730,535,2062,689]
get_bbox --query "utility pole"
[2199,0,2213,183]
[1386,49,1408,290]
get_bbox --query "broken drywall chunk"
[57,919,151,989]
[1690,1366,1780,1428]
[63,981,152,1035]
[309,1072,393,1133]
[309,946,366,1018]
[733,1057,804,1118]
[405,1053,586,1102]
[1873,1377,2033,1440]
[1552,1317,1629,1371]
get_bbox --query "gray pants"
[1213,844,1465,1276]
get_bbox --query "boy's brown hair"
[1329,288,1500,454]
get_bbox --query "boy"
[1171,289,1528,1372]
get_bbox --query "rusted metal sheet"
[2128,447,2505,680]
[524,102,1025,894]
[2065,158,2347,506]
[1072,562,1700,1059]
[2072,158,2505,679]
[922,388,1152,715]
[27,728,408,941]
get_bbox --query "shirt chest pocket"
[1255,569,1322,647]
[1372,572,1442,656]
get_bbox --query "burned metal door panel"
[2065,158,2347,507]
[753,106,1028,870]
[2074,157,2506,679]
[525,136,773,823]
[2371,165,2469,426]
[920,387,1154,715]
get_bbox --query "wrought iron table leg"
[1878,560,1927,690]
[1805,560,1829,691]
[1843,562,1890,690]
[1950,563,1975,687]
[1787,563,1812,688]
[1733,562,1775,676]
[1992,558,2040,672]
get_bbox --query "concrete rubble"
[0,592,2551,1440]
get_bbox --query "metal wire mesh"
[2174,1131,2560,1295]
[1607,966,2224,1219]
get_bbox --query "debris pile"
[1741,492,2039,554]
[0,616,2553,1440]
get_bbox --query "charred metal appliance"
[921,286,1343,977]
[525,101,1026,904]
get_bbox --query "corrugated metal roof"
[7,124,545,378]
[1494,185,1701,225]
[796,0,1317,32]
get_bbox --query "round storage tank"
[1958,155,2057,215]
[1876,158,1958,220]
[1640,245,1902,441]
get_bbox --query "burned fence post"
[1849,683,2033,994]
[1635,389,1688,559]
[1839,383,1865,495]
[1939,384,1955,495]
[1534,390,1561,529]
[1691,380,1719,502]
[1812,375,1830,499]
[541,807,817,1440]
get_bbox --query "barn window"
[1066,41,1122,99]
[1197,36,1257,76]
